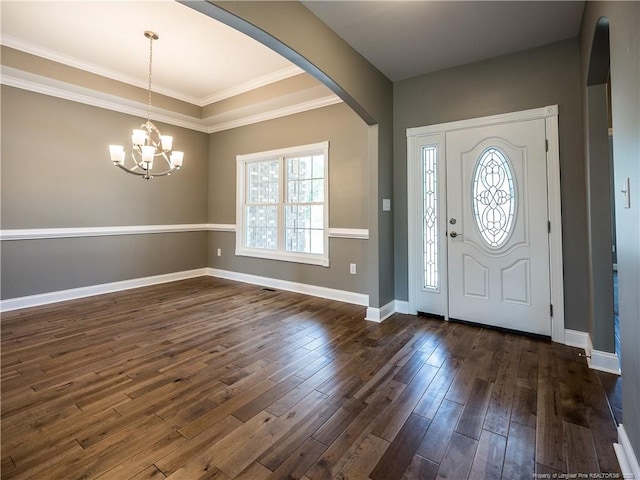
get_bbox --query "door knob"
[450,231,459,238]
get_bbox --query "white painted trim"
[207,268,368,307]
[206,95,343,133]
[0,224,240,241]
[1,67,343,134]
[545,112,565,344]
[393,300,412,315]
[1,67,209,132]
[328,228,369,240]
[564,329,590,349]
[0,224,371,241]
[208,224,237,233]
[365,300,397,323]
[0,268,208,313]
[0,224,208,241]
[407,105,559,137]
[616,424,640,480]
[1,34,304,107]
[1,266,369,313]
[564,329,621,375]
[200,66,305,106]
[589,349,621,375]
[406,105,564,342]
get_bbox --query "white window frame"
[236,141,330,267]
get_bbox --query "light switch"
[622,177,631,209]
[382,198,391,211]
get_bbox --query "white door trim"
[407,105,565,343]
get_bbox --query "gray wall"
[585,83,615,353]
[207,102,371,295]
[1,86,209,299]
[186,0,395,307]
[580,1,640,465]
[393,39,588,332]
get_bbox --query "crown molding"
[1,66,343,134]
[1,35,304,106]
[200,65,305,105]
[205,95,343,133]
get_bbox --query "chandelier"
[108,31,183,180]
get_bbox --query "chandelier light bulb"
[109,145,125,165]
[132,130,146,146]
[161,135,173,151]
[170,151,184,168]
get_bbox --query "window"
[421,145,438,289]
[236,142,329,266]
[472,147,516,248]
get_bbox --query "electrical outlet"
[216,248,221,257]
[350,263,357,275]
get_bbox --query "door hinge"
[550,304,554,317]
[545,139,549,152]
[548,221,551,233]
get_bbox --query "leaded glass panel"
[472,147,516,248]
[422,145,438,289]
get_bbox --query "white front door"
[407,107,560,338]
[446,119,551,335]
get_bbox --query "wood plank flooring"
[1,276,622,479]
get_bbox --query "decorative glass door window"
[422,145,438,289]
[236,142,329,266]
[472,147,516,248]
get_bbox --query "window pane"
[310,205,323,229]
[472,147,516,248]
[422,145,438,290]
[246,205,277,249]
[312,155,324,178]
[247,160,278,205]
[310,229,324,254]
[311,179,324,202]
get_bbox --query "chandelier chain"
[147,33,153,124]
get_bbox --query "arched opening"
[585,17,618,358]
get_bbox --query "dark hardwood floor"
[1,276,621,479]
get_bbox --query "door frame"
[407,105,565,343]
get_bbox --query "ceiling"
[1,1,586,105]
[0,0,301,106]
[303,1,585,81]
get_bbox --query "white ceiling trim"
[199,65,304,106]
[205,95,343,133]
[1,66,343,134]
[1,35,304,107]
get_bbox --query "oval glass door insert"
[472,147,516,248]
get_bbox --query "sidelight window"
[422,145,438,289]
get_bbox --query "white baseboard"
[0,268,209,313]
[394,300,412,314]
[207,268,369,307]
[615,424,640,479]
[1,267,369,315]
[365,300,399,323]
[564,329,621,375]
[564,329,590,349]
